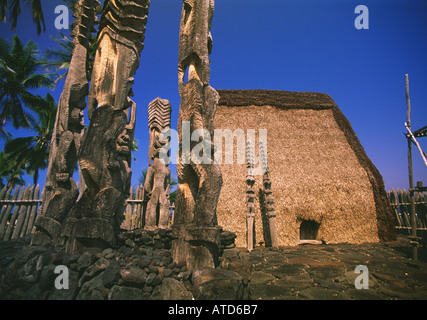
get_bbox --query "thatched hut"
[214,89,396,247]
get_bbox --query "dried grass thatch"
[214,89,396,247]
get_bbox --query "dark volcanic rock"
[2,231,427,300]
[192,268,247,300]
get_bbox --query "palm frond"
[23,72,56,90]
[0,1,7,23]
[9,0,21,31]
[0,0,46,35]
[30,0,46,35]
[50,32,73,53]
[0,37,11,58]
[2,92,57,184]
[0,126,12,140]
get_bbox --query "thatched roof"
[214,89,396,247]
[217,89,337,109]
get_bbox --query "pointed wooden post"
[25,185,40,236]
[405,73,419,261]
[5,186,25,241]
[0,186,8,236]
[121,186,133,231]
[136,185,143,230]
[389,188,403,229]
[12,185,32,239]
[141,185,147,228]
[0,186,18,241]
[20,185,36,238]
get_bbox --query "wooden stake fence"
[120,184,175,231]
[0,185,43,242]
[0,183,175,243]
[0,183,423,243]
[387,188,427,232]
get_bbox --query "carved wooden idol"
[172,0,223,270]
[63,0,150,252]
[144,98,172,230]
[32,0,101,247]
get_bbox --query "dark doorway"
[300,220,319,240]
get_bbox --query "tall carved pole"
[260,141,278,249]
[246,141,256,252]
[172,0,223,270]
[32,0,101,247]
[144,98,172,230]
[62,0,150,252]
[262,169,279,249]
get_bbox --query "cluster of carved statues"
[32,0,268,270]
[32,0,102,248]
[33,0,150,251]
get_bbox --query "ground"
[222,234,427,300]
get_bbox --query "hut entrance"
[299,220,321,244]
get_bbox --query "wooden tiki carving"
[144,98,172,230]
[62,0,150,252]
[32,0,101,247]
[172,0,223,270]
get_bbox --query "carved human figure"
[63,101,136,251]
[144,158,171,230]
[144,98,172,230]
[32,0,101,247]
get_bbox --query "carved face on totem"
[116,129,132,156]
[117,99,136,158]
[147,98,172,165]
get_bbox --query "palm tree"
[0,0,45,35]
[42,32,73,84]
[0,35,55,138]
[0,151,25,188]
[42,31,99,85]
[3,93,57,185]
[168,175,178,204]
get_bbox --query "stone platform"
[1,232,426,300]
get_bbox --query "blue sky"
[1,0,426,191]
